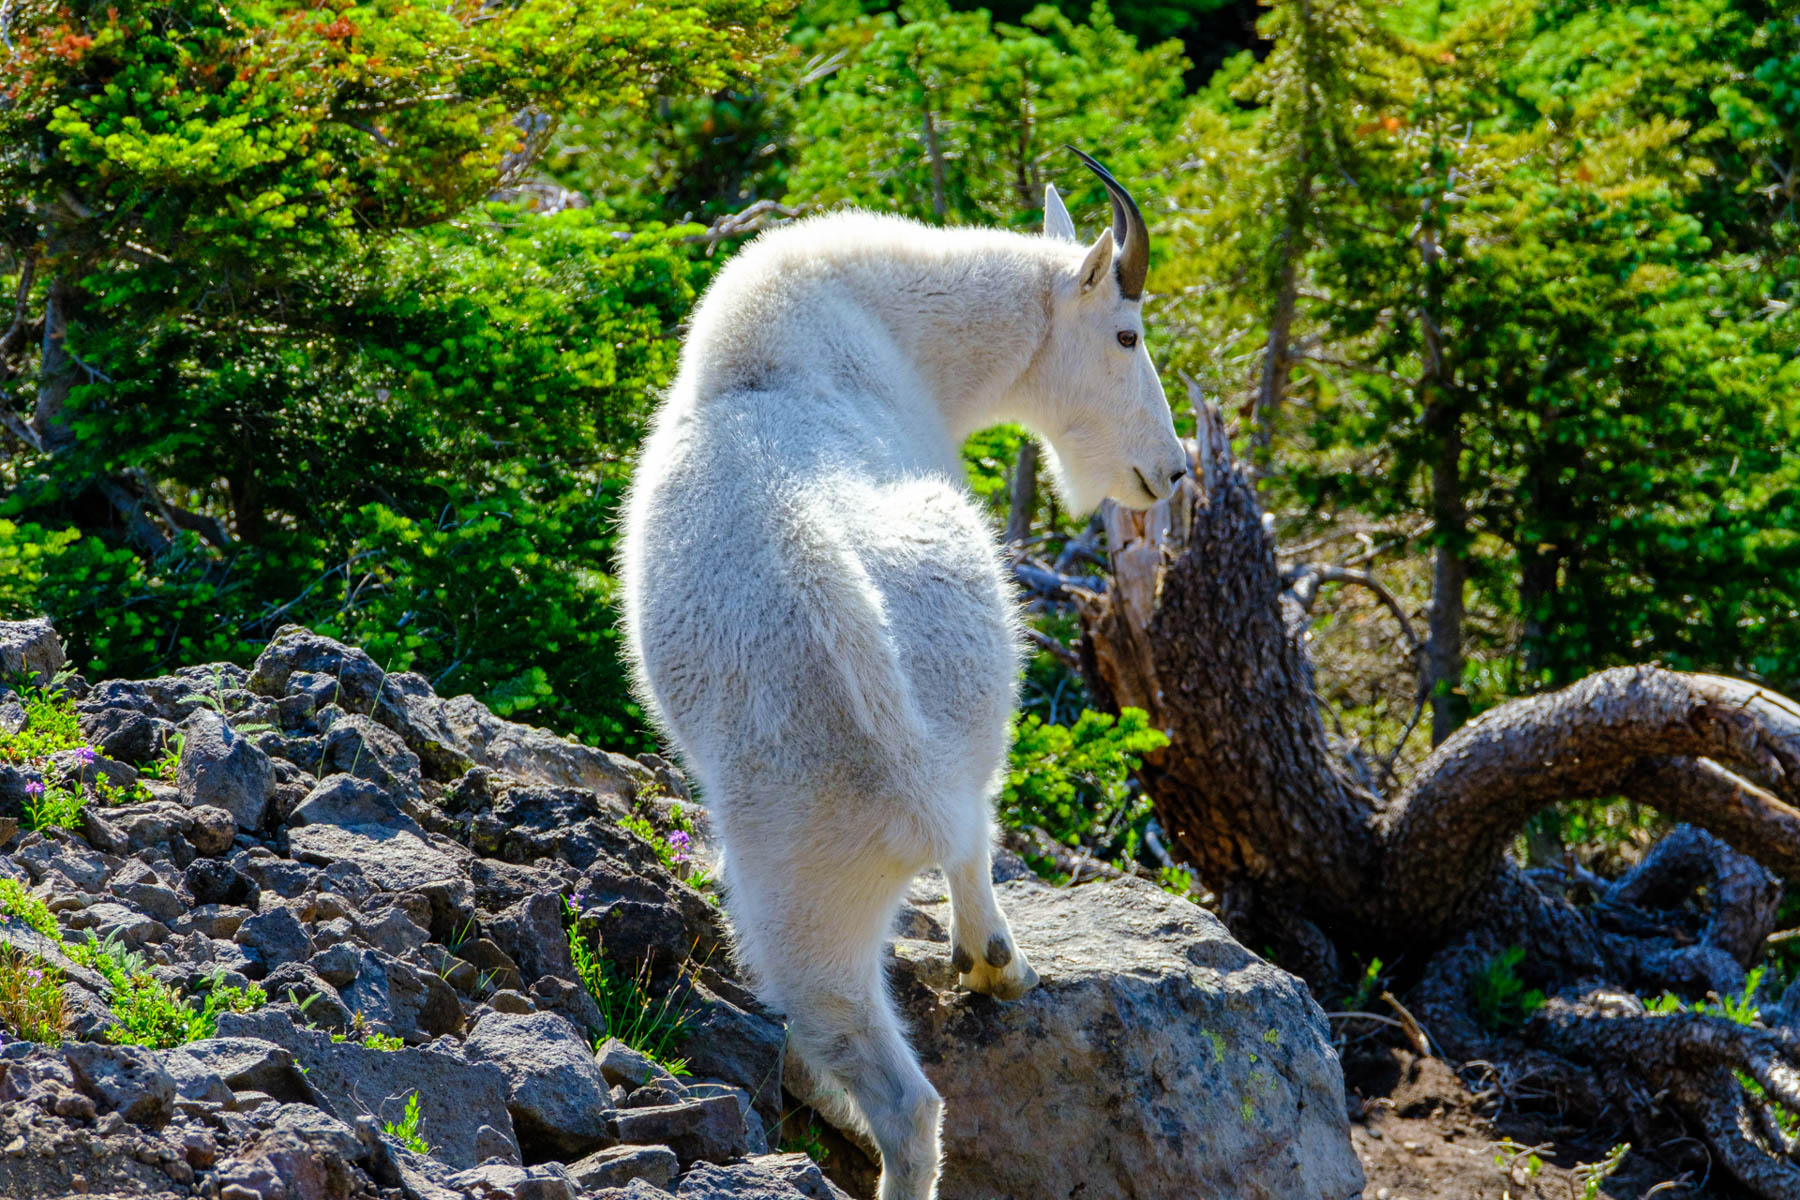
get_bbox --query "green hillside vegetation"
[2,0,1795,881]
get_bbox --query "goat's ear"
[1076,229,1114,295]
[1043,184,1078,242]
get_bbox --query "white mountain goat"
[620,151,1187,1200]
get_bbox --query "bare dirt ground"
[1345,1042,1741,1200]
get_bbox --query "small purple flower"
[24,780,44,798]
[667,830,691,850]
[26,969,41,985]
[75,746,98,765]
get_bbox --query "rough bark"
[1076,397,1800,1198]
[1422,405,1466,745]
[1379,668,1800,942]
[1004,440,1038,545]
[33,276,77,453]
[1076,401,1379,963]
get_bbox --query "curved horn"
[1066,146,1149,299]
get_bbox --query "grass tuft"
[564,898,693,1075]
[0,945,68,1044]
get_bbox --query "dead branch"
[128,467,236,551]
[1012,558,1101,603]
[1380,667,1800,942]
[0,248,37,372]
[1022,625,1079,671]
[1004,440,1038,545]
[1285,562,1422,654]
[95,476,171,557]
[1604,824,1779,970]
[683,200,807,255]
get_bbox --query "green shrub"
[1001,707,1169,855]
[1471,946,1546,1032]
[383,1091,431,1156]
[0,878,61,941]
[69,936,266,1048]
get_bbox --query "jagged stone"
[332,945,463,1041]
[178,709,276,831]
[63,1042,177,1123]
[236,905,317,975]
[286,823,465,895]
[612,1094,747,1167]
[210,1103,372,1200]
[680,983,785,1119]
[179,1037,315,1104]
[676,1157,853,1199]
[215,1010,521,1171]
[464,1009,617,1160]
[248,626,391,714]
[289,772,417,831]
[78,704,176,764]
[320,715,423,804]
[0,618,64,683]
[567,1143,682,1192]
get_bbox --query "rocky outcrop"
[0,623,1358,1200]
[880,874,1364,1200]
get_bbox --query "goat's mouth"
[1132,467,1160,503]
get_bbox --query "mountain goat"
[620,151,1186,1200]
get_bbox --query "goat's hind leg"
[785,977,943,1200]
[946,849,1038,1001]
[726,847,942,1200]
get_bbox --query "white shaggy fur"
[620,185,1186,1200]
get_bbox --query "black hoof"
[951,944,975,973]
[984,934,1013,968]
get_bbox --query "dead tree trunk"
[1078,398,1800,1197]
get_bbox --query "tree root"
[1533,987,1800,1196]
[1412,852,1800,1200]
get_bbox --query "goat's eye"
[1116,330,1138,349]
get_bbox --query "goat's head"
[1019,149,1187,514]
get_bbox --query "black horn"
[1066,146,1149,300]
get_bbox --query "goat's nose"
[1168,466,1188,489]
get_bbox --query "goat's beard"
[1034,439,1108,517]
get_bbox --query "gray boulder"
[213,1010,520,1171]
[680,982,785,1118]
[210,1102,372,1200]
[464,1010,617,1159]
[289,772,417,831]
[0,618,64,683]
[439,692,641,802]
[612,1093,747,1167]
[178,1036,315,1104]
[677,1157,854,1199]
[334,945,462,1041]
[445,1162,579,1200]
[235,905,316,972]
[62,1042,177,1123]
[248,625,391,714]
[809,875,1364,1200]
[178,709,276,830]
[286,822,466,895]
[567,1144,681,1192]
[320,714,423,803]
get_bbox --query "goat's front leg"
[945,851,1039,1001]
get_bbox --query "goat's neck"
[859,251,1057,444]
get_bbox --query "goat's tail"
[774,490,930,759]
